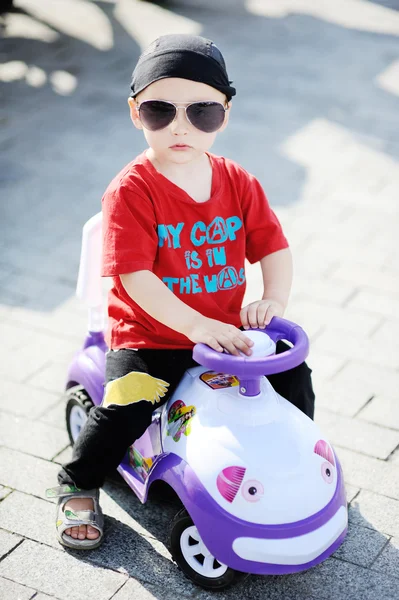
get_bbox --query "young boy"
[49,34,315,549]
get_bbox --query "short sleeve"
[241,174,289,264]
[101,182,158,277]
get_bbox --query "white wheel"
[69,404,88,442]
[66,387,94,445]
[170,508,247,590]
[180,525,228,578]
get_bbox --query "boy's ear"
[128,97,143,130]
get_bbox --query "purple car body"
[65,318,348,576]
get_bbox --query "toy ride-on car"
[64,213,348,590]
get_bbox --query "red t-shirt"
[102,151,288,350]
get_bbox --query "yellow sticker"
[103,371,169,407]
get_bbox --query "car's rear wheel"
[170,508,248,590]
[66,386,94,445]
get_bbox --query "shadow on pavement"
[1,0,398,312]
[63,474,399,599]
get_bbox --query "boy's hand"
[185,317,254,356]
[240,299,284,330]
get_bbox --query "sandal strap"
[46,484,81,498]
[56,507,104,536]
[46,485,98,500]
[62,509,100,526]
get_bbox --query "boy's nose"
[169,107,190,134]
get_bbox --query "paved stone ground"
[1,1,399,599]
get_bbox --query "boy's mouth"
[170,144,191,150]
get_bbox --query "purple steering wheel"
[192,317,309,397]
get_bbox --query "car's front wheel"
[66,386,94,445]
[170,508,248,590]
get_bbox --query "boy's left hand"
[240,299,284,330]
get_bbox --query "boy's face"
[128,78,230,164]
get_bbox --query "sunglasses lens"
[186,102,226,133]
[139,101,176,131]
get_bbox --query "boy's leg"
[266,341,315,420]
[58,348,197,489]
[56,348,197,542]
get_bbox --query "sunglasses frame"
[135,99,229,132]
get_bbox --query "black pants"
[58,342,315,490]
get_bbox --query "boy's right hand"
[185,317,254,356]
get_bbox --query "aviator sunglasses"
[136,99,228,133]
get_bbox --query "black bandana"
[130,34,236,100]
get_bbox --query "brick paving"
[0,1,398,599]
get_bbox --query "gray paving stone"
[38,398,67,431]
[0,332,78,384]
[0,288,28,309]
[83,517,226,597]
[0,528,23,558]
[0,492,59,549]
[27,362,70,395]
[305,350,345,383]
[284,556,399,600]
[0,411,69,460]
[288,300,381,337]
[7,307,87,344]
[333,521,389,568]
[192,576,311,600]
[0,485,12,502]
[370,320,399,349]
[301,237,390,272]
[348,289,399,324]
[0,540,127,600]
[0,321,38,351]
[0,379,59,419]
[111,578,194,600]
[0,349,51,385]
[0,304,12,321]
[2,274,75,313]
[345,484,360,504]
[327,362,399,401]
[52,445,73,466]
[371,536,399,579]
[312,329,398,370]
[338,447,399,501]
[313,378,377,418]
[290,246,338,278]
[390,448,399,465]
[358,396,399,431]
[0,447,59,500]
[111,573,312,600]
[0,577,36,600]
[282,307,323,340]
[349,490,399,538]
[315,409,399,459]
[331,263,398,296]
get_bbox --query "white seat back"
[76,211,104,332]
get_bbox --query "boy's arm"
[240,247,293,330]
[120,271,254,356]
